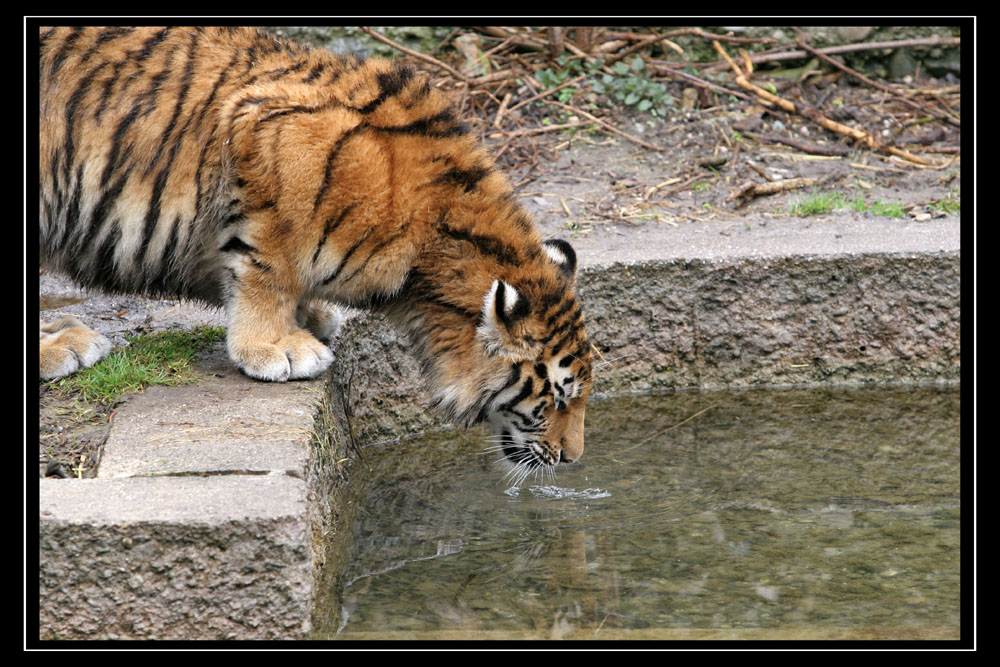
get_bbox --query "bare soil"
[37,70,961,478]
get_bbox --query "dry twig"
[728,177,822,205]
[712,40,937,167]
[360,26,470,82]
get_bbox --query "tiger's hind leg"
[39,317,112,381]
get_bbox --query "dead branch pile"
[362,26,960,184]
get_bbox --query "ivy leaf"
[631,56,645,72]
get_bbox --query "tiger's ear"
[543,239,577,283]
[477,280,537,360]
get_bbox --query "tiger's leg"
[39,316,112,381]
[296,300,345,342]
[223,253,334,383]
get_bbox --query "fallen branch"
[488,120,593,139]
[794,36,960,129]
[646,62,756,103]
[705,35,961,70]
[712,40,936,166]
[605,29,775,45]
[728,177,822,204]
[602,29,683,65]
[747,131,852,156]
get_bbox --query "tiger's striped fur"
[39,26,592,469]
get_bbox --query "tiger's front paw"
[229,329,334,382]
[39,316,113,381]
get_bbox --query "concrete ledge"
[39,475,311,640]
[578,251,960,393]
[36,215,960,640]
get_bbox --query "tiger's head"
[399,238,592,485]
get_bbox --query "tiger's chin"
[492,439,559,488]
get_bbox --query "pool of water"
[311,386,961,641]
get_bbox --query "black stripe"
[303,62,325,83]
[143,216,182,293]
[64,165,84,236]
[140,165,172,261]
[145,30,199,176]
[47,27,84,80]
[478,365,523,422]
[501,379,536,412]
[262,59,308,80]
[62,61,108,186]
[92,221,121,286]
[313,126,363,214]
[192,52,240,222]
[337,230,404,286]
[434,166,488,193]
[321,229,374,286]
[312,203,356,263]
[75,168,129,261]
[425,295,478,320]
[251,258,273,273]
[219,236,256,254]
[438,220,521,266]
[133,28,172,64]
[355,66,414,115]
[541,306,582,347]
[101,100,141,188]
[545,299,578,329]
[370,109,469,138]
[95,59,126,121]
[79,27,134,64]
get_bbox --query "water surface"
[312,387,961,641]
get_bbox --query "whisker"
[593,354,627,371]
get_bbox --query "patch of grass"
[48,325,226,404]
[791,190,907,218]
[867,199,906,218]
[790,191,847,217]
[930,189,961,214]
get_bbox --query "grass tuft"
[48,325,225,404]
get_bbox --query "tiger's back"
[39,26,593,474]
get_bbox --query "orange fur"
[39,26,592,471]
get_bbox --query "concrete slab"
[97,349,326,479]
[39,475,311,640]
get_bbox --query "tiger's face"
[407,238,592,485]
[485,343,592,485]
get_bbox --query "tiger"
[38,26,593,473]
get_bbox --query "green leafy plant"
[534,55,675,118]
[591,57,675,117]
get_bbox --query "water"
[311,387,961,641]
